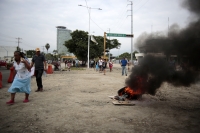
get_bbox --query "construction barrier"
[47,64,53,74]
[7,67,15,83]
[0,72,2,88]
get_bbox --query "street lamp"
[78,4,102,68]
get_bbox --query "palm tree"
[53,50,58,54]
[45,43,50,53]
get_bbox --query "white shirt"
[14,61,31,79]
[99,59,103,65]
[134,60,138,65]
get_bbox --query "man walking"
[31,48,47,92]
[121,57,128,76]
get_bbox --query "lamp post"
[78,4,102,68]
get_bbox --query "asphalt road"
[0,66,11,88]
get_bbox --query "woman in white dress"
[6,51,31,104]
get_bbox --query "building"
[56,26,72,55]
[0,46,16,61]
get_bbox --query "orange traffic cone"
[47,64,53,74]
[7,67,15,83]
[0,72,2,88]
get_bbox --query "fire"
[124,87,142,96]
[118,76,145,100]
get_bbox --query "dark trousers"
[35,69,44,89]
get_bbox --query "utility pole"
[127,0,133,65]
[16,37,22,51]
[108,28,111,61]
[104,32,106,59]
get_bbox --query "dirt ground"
[0,63,200,133]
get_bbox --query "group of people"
[93,57,113,75]
[6,48,46,104]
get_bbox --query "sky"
[0,0,192,56]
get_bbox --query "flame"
[118,76,144,99]
[124,87,142,96]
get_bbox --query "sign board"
[107,33,134,37]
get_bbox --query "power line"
[90,18,105,32]
[134,0,145,7]
[134,0,149,13]
[110,8,128,30]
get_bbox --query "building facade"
[56,26,72,55]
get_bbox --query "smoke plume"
[126,0,200,95]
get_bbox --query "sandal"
[23,99,29,103]
[6,100,14,105]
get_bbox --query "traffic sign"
[107,33,133,37]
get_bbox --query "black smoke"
[126,0,200,95]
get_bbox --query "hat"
[35,48,40,51]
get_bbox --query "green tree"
[64,30,121,61]
[53,50,58,54]
[45,43,50,53]
[119,52,131,59]
[26,50,36,58]
[16,46,21,51]
[45,53,53,60]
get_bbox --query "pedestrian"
[134,59,138,66]
[73,60,75,67]
[65,60,67,68]
[75,59,79,67]
[6,51,31,104]
[67,59,72,71]
[98,57,103,72]
[109,60,113,72]
[102,59,107,75]
[30,48,47,92]
[91,59,95,68]
[95,61,99,72]
[121,57,128,76]
[127,60,130,71]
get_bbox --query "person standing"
[95,61,99,72]
[121,58,128,76]
[109,60,113,72]
[98,57,103,72]
[6,51,31,104]
[31,48,47,92]
[102,59,107,75]
[134,59,138,66]
[67,59,72,71]
[65,60,67,68]
[75,59,79,67]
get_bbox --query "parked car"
[0,60,7,67]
